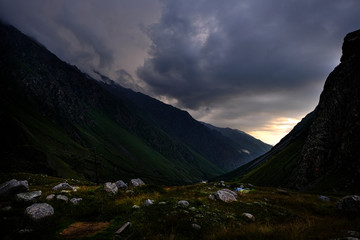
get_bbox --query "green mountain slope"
[0,22,224,184]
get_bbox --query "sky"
[0,0,359,145]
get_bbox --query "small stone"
[56,195,68,202]
[337,195,360,213]
[16,191,42,203]
[115,180,128,190]
[70,198,82,205]
[144,199,154,206]
[53,183,73,191]
[209,194,216,200]
[46,194,55,200]
[104,182,118,195]
[178,200,189,207]
[158,201,167,205]
[189,207,196,211]
[242,213,255,222]
[19,229,33,234]
[115,222,131,235]
[192,223,201,230]
[130,178,145,187]
[132,205,140,209]
[25,203,54,220]
[319,195,330,202]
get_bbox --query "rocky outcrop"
[25,203,54,220]
[292,29,360,191]
[0,179,29,200]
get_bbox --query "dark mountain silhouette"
[217,29,360,193]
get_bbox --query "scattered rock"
[192,223,201,230]
[209,194,216,200]
[70,198,83,205]
[242,213,255,222]
[178,200,189,207]
[126,190,134,194]
[104,182,118,195]
[0,179,29,200]
[132,205,140,209]
[56,195,69,202]
[189,207,196,211]
[115,180,128,190]
[348,231,360,238]
[336,195,360,213]
[19,229,33,234]
[25,203,54,220]
[16,190,42,203]
[144,199,154,206]
[1,206,12,211]
[130,178,145,187]
[53,183,73,191]
[213,189,237,203]
[158,201,167,205]
[46,194,55,200]
[115,222,131,235]
[319,195,330,202]
[277,189,289,195]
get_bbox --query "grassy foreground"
[0,173,359,240]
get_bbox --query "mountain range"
[0,22,271,185]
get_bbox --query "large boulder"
[53,183,74,191]
[16,191,42,203]
[130,178,145,187]
[104,182,118,194]
[25,203,54,220]
[0,179,29,200]
[115,180,128,190]
[336,195,360,213]
[213,189,237,203]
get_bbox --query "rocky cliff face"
[293,29,360,190]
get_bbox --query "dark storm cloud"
[137,0,360,109]
[0,0,160,79]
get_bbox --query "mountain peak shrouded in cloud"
[1,0,359,144]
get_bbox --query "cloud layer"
[1,0,359,144]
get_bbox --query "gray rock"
[209,194,216,200]
[242,212,255,221]
[178,200,189,207]
[115,222,131,235]
[46,194,55,200]
[16,191,42,203]
[0,179,29,200]
[130,178,145,187]
[115,180,128,189]
[319,195,330,201]
[19,229,33,234]
[336,195,360,213]
[220,189,237,197]
[25,203,54,220]
[192,223,201,230]
[56,195,68,202]
[144,199,154,206]
[70,198,83,205]
[348,231,360,238]
[104,182,118,195]
[158,201,167,205]
[213,189,237,203]
[53,183,73,191]
[132,205,140,209]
